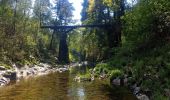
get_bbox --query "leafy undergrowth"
[84,40,170,99]
[93,63,123,79]
[77,67,92,79]
[106,42,170,99]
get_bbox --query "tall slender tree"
[81,0,89,21]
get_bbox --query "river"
[0,71,137,100]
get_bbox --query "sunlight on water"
[0,72,137,100]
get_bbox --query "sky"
[67,0,134,24]
[45,0,134,24]
[49,0,83,24]
[69,0,83,22]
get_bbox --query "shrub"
[109,69,123,79]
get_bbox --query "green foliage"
[0,0,55,66]
[69,30,83,62]
[78,71,91,79]
[103,0,170,98]
[0,63,12,69]
[109,69,123,79]
[75,67,92,79]
[80,0,124,61]
[152,92,168,100]
[0,0,169,99]
[95,63,111,73]
[69,67,78,74]
[123,0,170,46]
[94,63,123,80]
[132,60,145,78]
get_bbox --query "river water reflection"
[0,72,137,100]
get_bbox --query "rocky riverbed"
[0,63,69,87]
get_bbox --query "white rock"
[124,78,128,86]
[134,87,141,95]
[137,94,149,100]
[0,77,10,85]
[91,76,94,81]
[0,66,6,70]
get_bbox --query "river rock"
[38,63,51,69]
[130,83,137,91]
[99,73,107,80]
[80,77,91,82]
[136,94,150,100]
[58,69,63,73]
[2,71,16,80]
[0,71,6,76]
[22,70,29,77]
[70,61,95,68]
[0,66,6,70]
[123,77,128,86]
[0,63,65,87]
[91,75,94,81]
[134,87,141,95]
[112,78,121,86]
[0,77,10,86]
[70,63,79,68]
[164,89,170,97]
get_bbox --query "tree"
[0,0,53,65]
[81,0,89,21]
[79,0,126,60]
[52,0,74,63]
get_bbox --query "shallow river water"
[0,72,137,100]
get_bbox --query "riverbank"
[0,63,69,87]
[0,61,167,100]
[71,60,170,100]
[72,62,151,100]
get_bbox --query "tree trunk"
[111,0,125,47]
[58,32,69,64]
[107,27,115,48]
[49,31,55,50]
